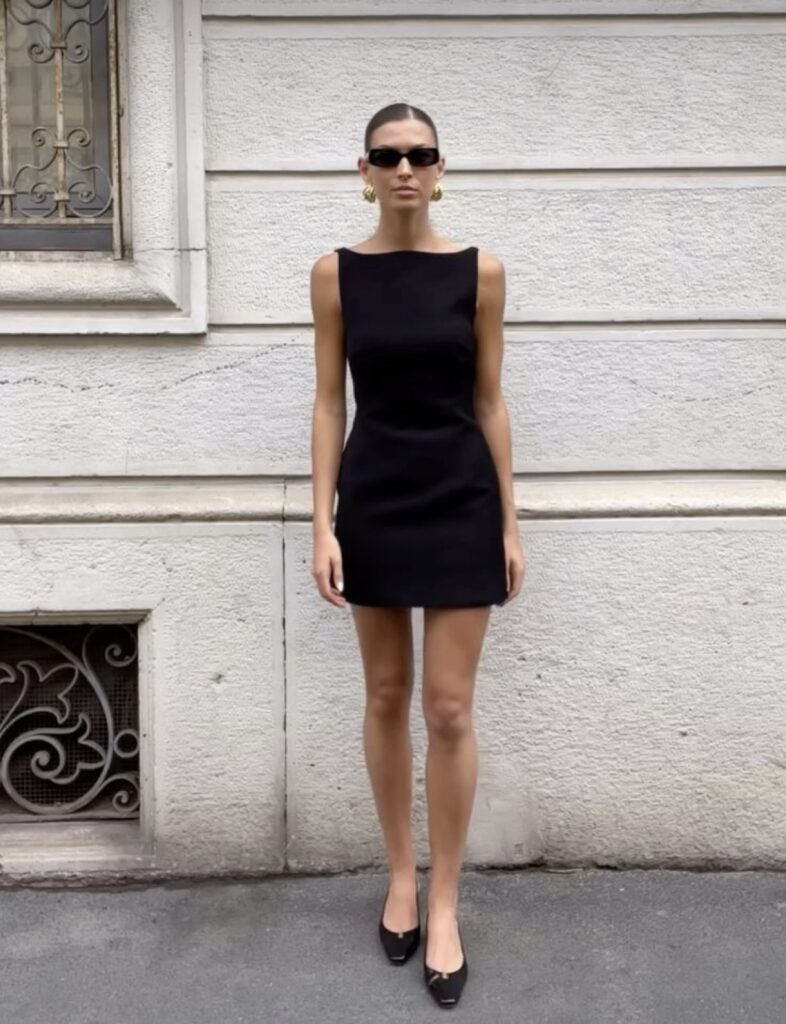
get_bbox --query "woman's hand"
[499,524,525,605]
[312,526,347,607]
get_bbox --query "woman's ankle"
[388,864,418,884]
[426,890,459,915]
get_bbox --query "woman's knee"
[365,669,412,720]
[423,688,473,743]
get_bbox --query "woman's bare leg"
[421,604,492,972]
[350,603,418,931]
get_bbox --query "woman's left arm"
[473,251,525,602]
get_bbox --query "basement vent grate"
[0,623,140,821]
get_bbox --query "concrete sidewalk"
[0,866,783,1023]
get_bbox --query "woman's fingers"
[332,558,344,594]
[312,564,345,606]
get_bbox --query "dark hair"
[363,103,439,154]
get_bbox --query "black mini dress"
[332,245,508,608]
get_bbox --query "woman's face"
[361,119,444,207]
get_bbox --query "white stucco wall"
[0,0,785,880]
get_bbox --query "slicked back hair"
[363,103,439,155]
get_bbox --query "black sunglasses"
[366,147,440,168]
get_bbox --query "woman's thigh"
[421,606,492,719]
[350,604,415,701]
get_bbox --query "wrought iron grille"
[0,0,120,253]
[0,623,140,820]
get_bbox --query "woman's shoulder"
[477,249,505,281]
[476,248,503,268]
[475,251,505,312]
[310,248,340,281]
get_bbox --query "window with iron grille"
[0,0,120,253]
[0,623,140,821]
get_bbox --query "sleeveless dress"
[332,245,508,608]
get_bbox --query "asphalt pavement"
[0,866,783,1023]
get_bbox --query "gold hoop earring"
[430,183,443,202]
[362,183,376,203]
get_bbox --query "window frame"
[0,0,206,335]
[0,0,118,253]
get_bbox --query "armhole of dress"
[334,247,347,360]
[470,245,479,318]
[333,246,344,317]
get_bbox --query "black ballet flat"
[378,878,421,964]
[423,912,469,1008]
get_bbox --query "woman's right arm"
[309,252,347,607]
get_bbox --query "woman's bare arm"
[472,252,516,535]
[473,251,525,603]
[309,251,347,604]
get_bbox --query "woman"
[309,102,525,1008]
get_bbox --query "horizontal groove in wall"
[5,324,782,342]
[202,325,786,342]
[207,161,786,176]
[202,2,786,16]
[1,474,784,523]
[203,14,786,37]
[208,313,786,325]
[206,168,786,187]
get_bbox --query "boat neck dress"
[332,244,508,608]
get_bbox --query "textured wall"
[2,334,785,474]
[285,518,786,871]
[203,3,786,870]
[1,1,784,877]
[0,523,285,877]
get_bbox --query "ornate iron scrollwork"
[0,0,119,249]
[0,623,140,820]
[8,0,110,65]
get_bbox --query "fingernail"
[337,580,344,592]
